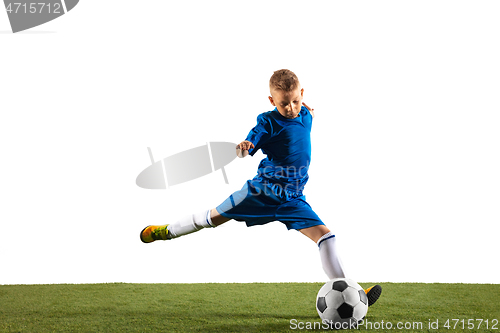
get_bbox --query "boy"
[140,69,381,305]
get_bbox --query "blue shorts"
[215,179,324,230]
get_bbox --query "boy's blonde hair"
[269,69,300,93]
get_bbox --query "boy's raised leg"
[140,208,231,243]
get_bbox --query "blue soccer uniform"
[215,105,325,231]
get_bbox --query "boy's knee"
[299,225,331,243]
[210,208,231,226]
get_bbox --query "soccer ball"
[316,278,368,329]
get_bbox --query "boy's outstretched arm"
[302,102,315,118]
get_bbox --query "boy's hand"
[236,140,254,158]
[237,140,255,150]
[302,102,315,118]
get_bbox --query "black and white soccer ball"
[316,278,368,329]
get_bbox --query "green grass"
[0,283,499,332]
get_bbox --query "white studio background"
[0,1,499,285]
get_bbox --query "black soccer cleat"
[365,285,382,307]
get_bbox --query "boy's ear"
[268,96,275,106]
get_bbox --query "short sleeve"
[302,106,313,128]
[245,113,273,156]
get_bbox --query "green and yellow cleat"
[364,285,382,307]
[140,224,170,243]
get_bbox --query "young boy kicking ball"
[140,69,381,306]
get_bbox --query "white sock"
[317,232,346,279]
[167,210,215,239]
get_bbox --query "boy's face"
[269,87,304,119]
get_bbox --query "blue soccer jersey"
[246,105,312,194]
[216,105,324,231]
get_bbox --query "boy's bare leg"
[299,225,331,243]
[210,208,231,226]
